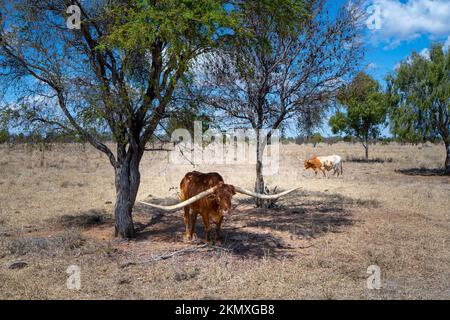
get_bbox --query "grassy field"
[0,142,449,299]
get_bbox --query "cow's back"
[318,155,341,166]
[332,155,342,164]
[180,171,224,207]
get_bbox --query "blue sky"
[357,0,450,82]
[309,0,450,137]
[2,1,449,138]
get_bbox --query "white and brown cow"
[304,155,343,177]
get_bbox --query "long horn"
[139,187,216,211]
[234,186,300,199]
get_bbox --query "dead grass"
[5,228,84,256]
[0,142,449,299]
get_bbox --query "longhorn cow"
[140,171,299,244]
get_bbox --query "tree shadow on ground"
[395,167,448,177]
[346,157,393,163]
[50,209,114,229]
[133,190,378,259]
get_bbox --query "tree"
[310,132,322,147]
[0,128,8,143]
[195,0,364,206]
[165,102,214,139]
[0,0,239,237]
[0,110,9,143]
[387,44,450,174]
[297,103,327,141]
[329,72,388,160]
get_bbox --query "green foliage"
[104,0,239,54]
[0,107,11,143]
[166,102,214,137]
[237,0,308,45]
[387,44,449,143]
[0,128,8,143]
[311,132,322,146]
[343,135,353,143]
[329,72,388,144]
[228,0,308,79]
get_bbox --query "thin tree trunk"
[364,135,369,160]
[445,140,450,175]
[255,130,267,208]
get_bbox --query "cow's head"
[212,182,236,216]
[304,159,312,169]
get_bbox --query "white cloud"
[419,48,430,59]
[366,62,377,70]
[444,35,450,50]
[369,0,450,47]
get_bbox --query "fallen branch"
[118,243,232,268]
[147,243,230,263]
[151,244,208,261]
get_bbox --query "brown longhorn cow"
[140,171,299,244]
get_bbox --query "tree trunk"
[255,130,267,208]
[129,153,141,205]
[445,140,450,175]
[364,136,369,160]
[114,148,142,238]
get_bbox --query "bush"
[0,129,8,144]
[311,133,322,146]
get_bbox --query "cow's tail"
[340,161,343,176]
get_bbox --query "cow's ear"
[230,185,236,195]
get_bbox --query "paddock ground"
[0,142,449,299]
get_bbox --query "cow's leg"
[215,216,224,244]
[190,212,198,240]
[183,207,191,241]
[321,168,327,177]
[201,214,212,243]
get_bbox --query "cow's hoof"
[185,238,200,244]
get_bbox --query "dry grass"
[0,142,449,299]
